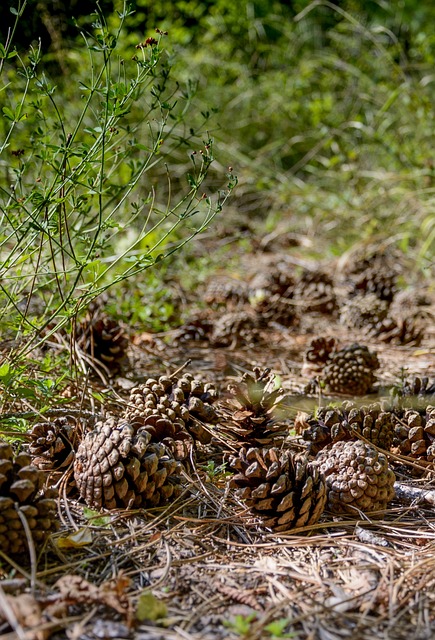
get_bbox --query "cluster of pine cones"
[2,363,432,560]
[173,249,431,348]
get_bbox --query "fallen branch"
[394,482,435,507]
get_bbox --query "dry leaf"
[0,593,48,640]
[55,527,93,549]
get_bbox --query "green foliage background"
[1,0,434,319]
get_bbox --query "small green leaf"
[83,507,111,527]
[0,362,10,379]
[2,106,15,121]
[136,591,168,622]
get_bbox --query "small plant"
[200,460,230,483]
[223,612,258,637]
[264,618,296,639]
[0,1,236,365]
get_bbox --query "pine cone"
[301,402,395,456]
[204,279,250,308]
[172,310,214,343]
[293,270,337,314]
[351,266,398,302]
[303,336,337,376]
[210,311,260,347]
[322,343,379,395]
[29,416,81,470]
[341,248,401,302]
[124,373,219,449]
[74,417,183,510]
[250,291,299,328]
[340,294,389,331]
[228,447,327,531]
[77,314,128,369]
[316,440,395,514]
[393,406,435,464]
[0,443,58,556]
[218,368,288,447]
[370,316,425,346]
[250,266,295,298]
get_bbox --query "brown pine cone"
[29,416,81,470]
[250,291,299,328]
[322,343,379,395]
[393,405,435,465]
[210,311,260,347]
[228,447,327,531]
[124,373,219,450]
[217,368,288,447]
[204,278,250,308]
[303,336,337,376]
[77,314,129,370]
[316,440,395,514]
[301,402,395,456]
[250,265,295,298]
[74,417,183,510]
[0,442,58,556]
[293,270,337,315]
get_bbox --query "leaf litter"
[0,245,435,640]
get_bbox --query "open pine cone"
[228,447,327,531]
[74,417,183,510]
[303,336,337,376]
[293,270,337,315]
[124,373,219,450]
[29,416,82,470]
[76,313,129,370]
[393,405,435,467]
[204,278,250,309]
[250,265,295,298]
[322,343,379,395]
[250,291,299,328]
[0,442,58,556]
[210,310,260,347]
[316,440,395,515]
[299,402,395,456]
[218,368,288,447]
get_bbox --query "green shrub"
[0,3,236,359]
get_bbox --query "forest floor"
[1,229,435,640]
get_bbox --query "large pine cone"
[300,402,395,456]
[322,343,379,395]
[0,443,58,556]
[293,270,337,315]
[341,248,400,302]
[218,368,288,447]
[393,406,435,465]
[74,418,183,510]
[350,266,398,302]
[124,373,219,449]
[316,440,395,514]
[228,447,327,531]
